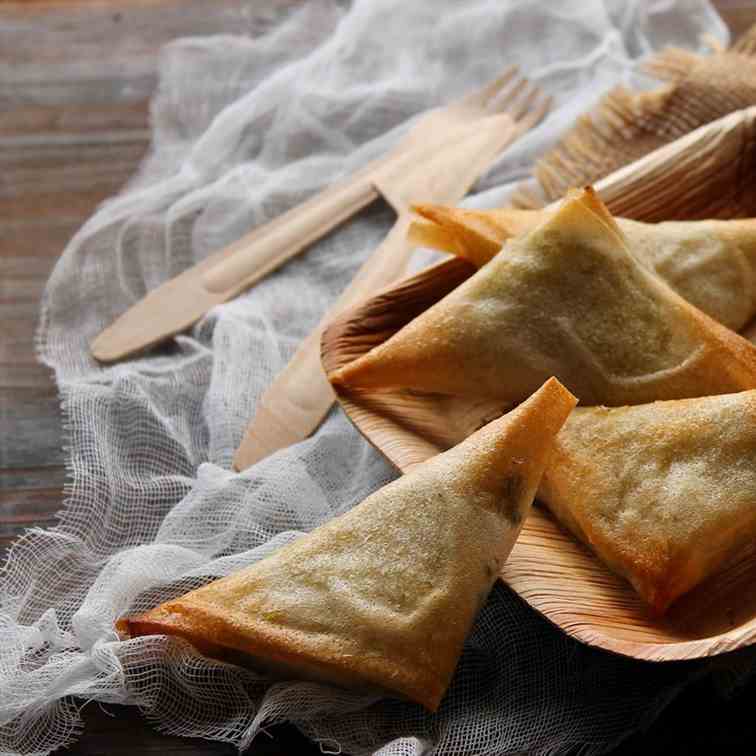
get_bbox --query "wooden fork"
[90,66,545,364]
[233,71,549,469]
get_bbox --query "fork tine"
[523,93,553,128]
[459,65,519,109]
[506,84,541,122]
[519,93,551,130]
[493,77,532,119]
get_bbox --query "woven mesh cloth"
[3,2,755,754]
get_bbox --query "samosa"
[409,205,536,267]
[410,197,756,331]
[119,378,577,711]
[539,389,756,613]
[331,188,756,407]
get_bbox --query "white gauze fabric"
[1,1,746,754]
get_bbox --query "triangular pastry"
[120,378,577,711]
[539,389,756,613]
[331,188,756,407]
[411,199,756,331]
[409,204,537,268]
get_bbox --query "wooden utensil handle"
[233,215,414,470]
[202,170,381,297]
[201,118,496,299]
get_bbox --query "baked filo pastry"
[331,188,756,406]
[539,389,756,614]
[410,193,756,331]
[119,378,577,711]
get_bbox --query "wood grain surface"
[1,2,755,755]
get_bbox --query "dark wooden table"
[2,2,755,754]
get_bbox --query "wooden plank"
[0,388,64,468]
[0,136,151,221]
[0,1,294,92]
[0,134,151,389]
[0,465,66,557]
[1,249,65,388]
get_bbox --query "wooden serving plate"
[322,256,756,661]
[321,108,756,660]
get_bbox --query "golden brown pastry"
[410,200,756,331]
[119,378,577,711]
[408,205,536,267]
[331,188,756,407]
[539,389,756,613]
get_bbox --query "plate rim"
[321,257,756,662]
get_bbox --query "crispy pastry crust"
[332,189,756,406]
[121,379,577,711]
[539,390,756,613]
[410,198,756,331]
